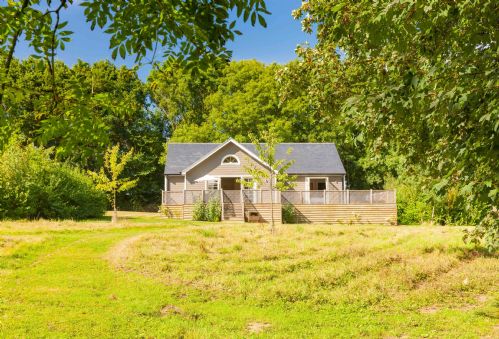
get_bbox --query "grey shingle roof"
[164,141,346,175]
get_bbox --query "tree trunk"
[270,173,274,233]
[112,190,118,223]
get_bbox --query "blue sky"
[14,1,314,81]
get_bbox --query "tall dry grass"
[117,224,498,312]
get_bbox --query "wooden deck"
[161,189,396,225]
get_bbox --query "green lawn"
[0,213,497,338]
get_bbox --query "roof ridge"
[168,142,336,146]
[242,142,337,145]
[168,142,337,144]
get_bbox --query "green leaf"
[119,45,125,59]
[331,3,345,13]
[257,14,267,28]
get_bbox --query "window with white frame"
[206,179,219,190]
[221,155,240,165]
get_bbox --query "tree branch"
[0,0,31,107]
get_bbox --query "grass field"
[0,213,497,338]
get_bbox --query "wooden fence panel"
[244,203,282,223]
[290,204,397,225]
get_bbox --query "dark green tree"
[293,0,498,248]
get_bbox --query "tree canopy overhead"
[0,0,270,106]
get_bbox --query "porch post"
[370,189,373,204]
[220,189,224,221]
[240,189,245,221]
[347,189,350,204]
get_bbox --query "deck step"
[223,203,244,221]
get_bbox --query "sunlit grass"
[0,214,497,338]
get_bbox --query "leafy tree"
[147,59,221,141]
[157,60,306,143]
[464,208,499,253]
[88,144,138,223]
[293,0,498,246]
[1,0,270,106]
[0,56,165,210]
[244,130,296,231]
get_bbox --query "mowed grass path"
[0,213,497,338]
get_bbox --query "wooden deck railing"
[162,190,396,206]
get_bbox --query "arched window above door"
[221,155,240,165]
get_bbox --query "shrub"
[191,197,221,222]
[282,203,296,224]
[385,175,432,225]
[192,199,207,221]
[206,197,221,222]
[464,208,499,253]
[0,141,106,219]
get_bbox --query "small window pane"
[222,155,239,164]
[207,180,219,190]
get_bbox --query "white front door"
[307,178,327,204]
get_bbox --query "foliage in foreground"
[0,0,269,96]
[464,209,499,253]
[290,0,498,246]
[0,141,106,219]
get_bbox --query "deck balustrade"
[162,189,396,206]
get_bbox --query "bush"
[386,174,491,226]
[206,197,221,222]
[282,203,296,224]
[192,199,207,221]
[192,197,221,222]
[464,208,499,253]
[0,141,106,219]
[385,175,432,225]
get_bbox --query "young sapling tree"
[88,144,138,223]
[243,131,296,231]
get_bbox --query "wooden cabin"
[162,139,397,224]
